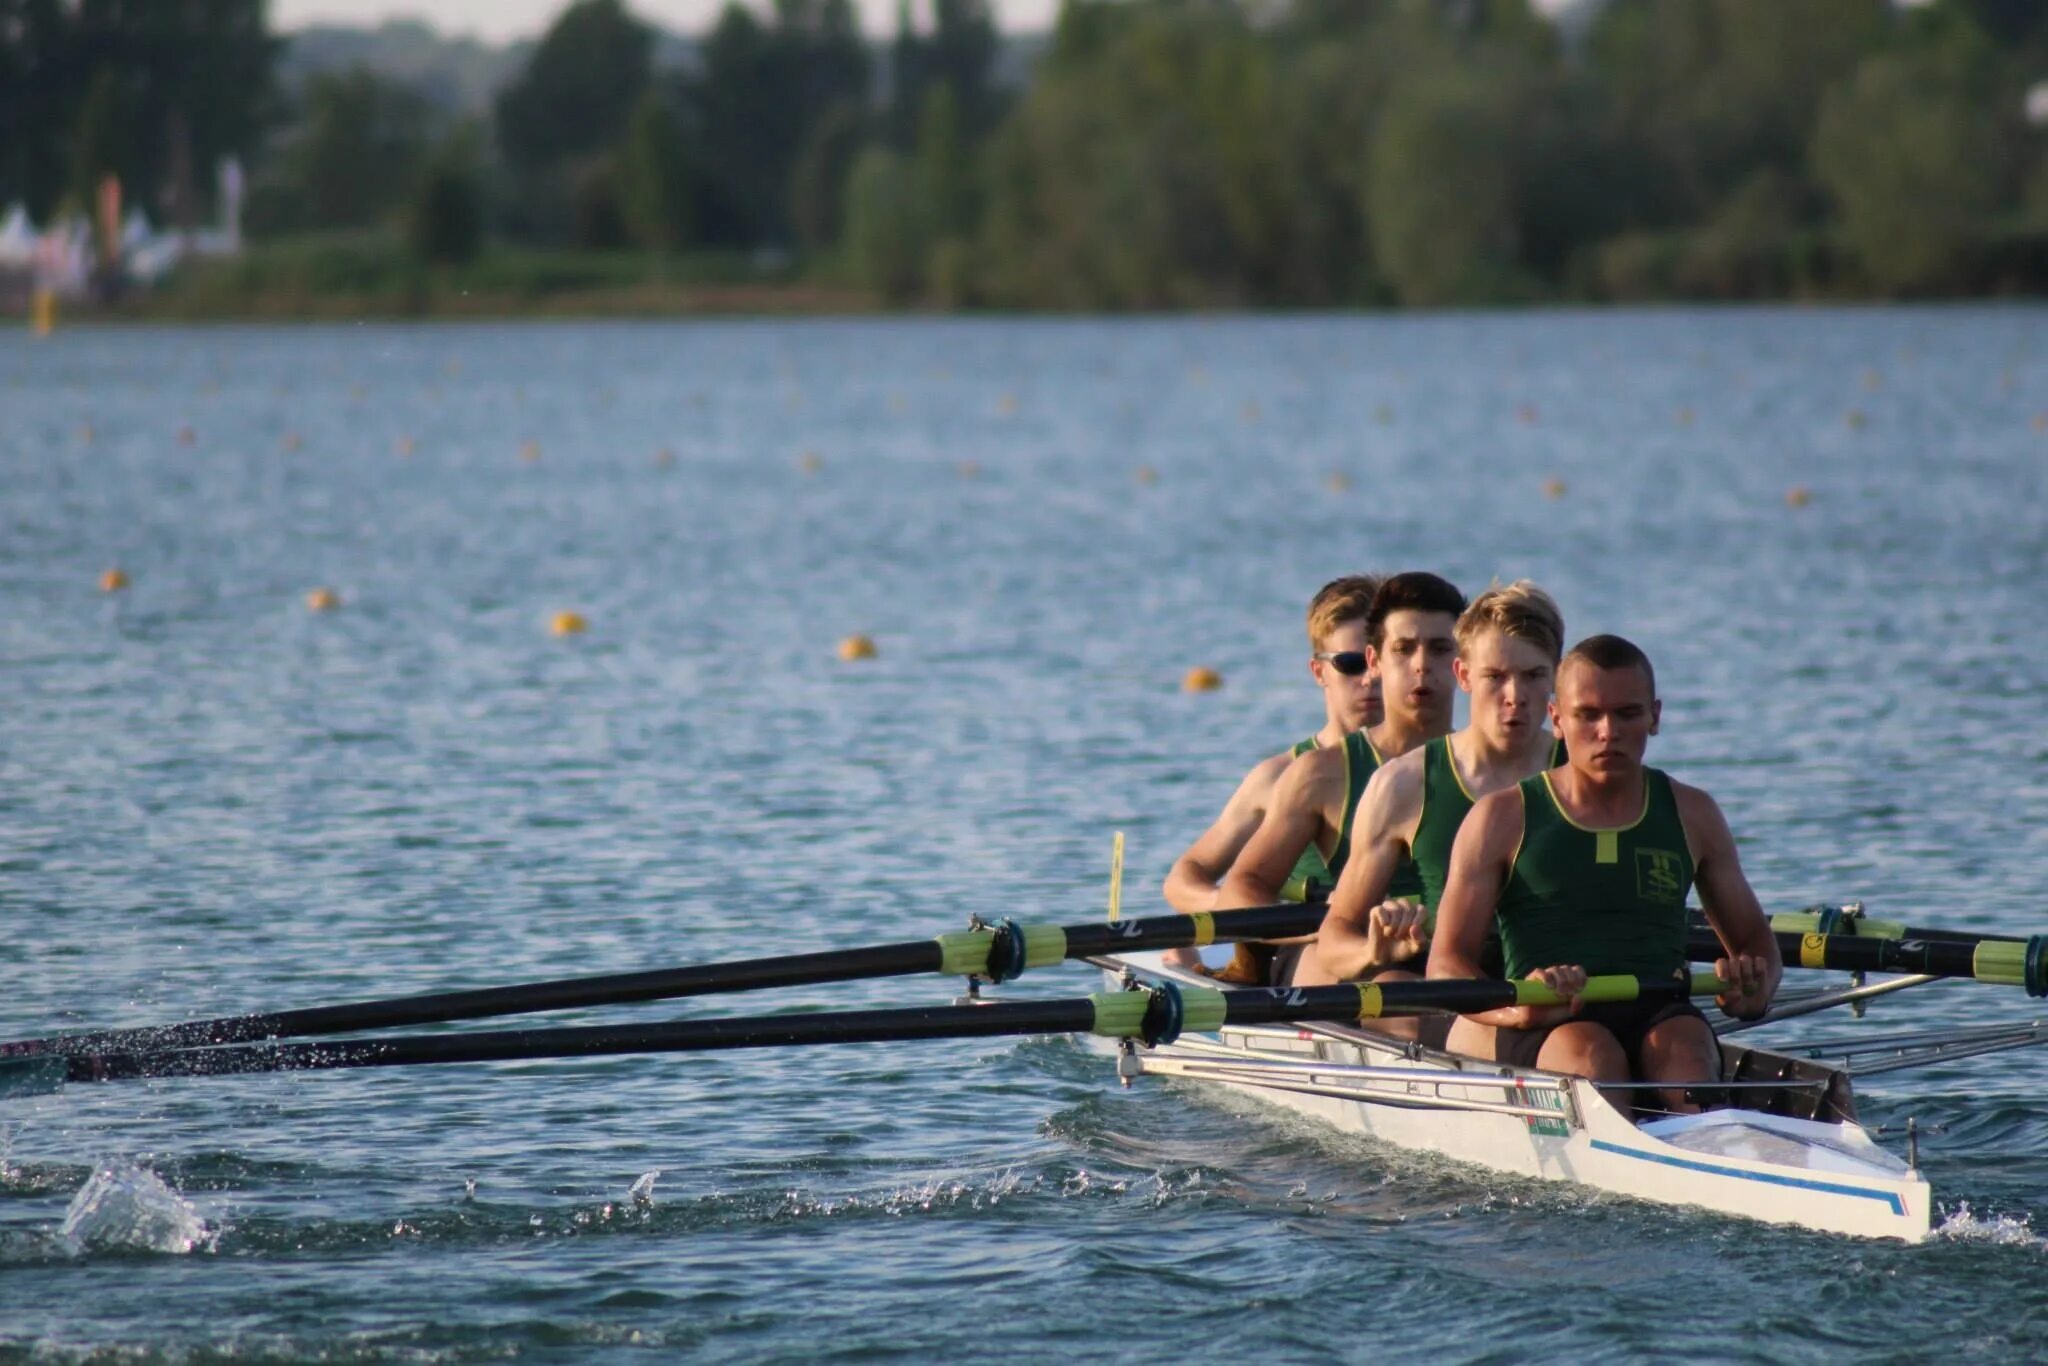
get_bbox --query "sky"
[271,0,1062,40]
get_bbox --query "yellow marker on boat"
[1107,832,1125,924]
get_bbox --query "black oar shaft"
[52,973,1706,1089]
[0,903,1328,1061]
[1686,929,2048,996]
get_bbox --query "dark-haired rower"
[1216,572,1465,982]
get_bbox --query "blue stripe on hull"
[1587,1138,1908,1217]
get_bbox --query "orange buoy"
[1785,485,1813,509]
[176,424,196,446]
[396,436,416,457]
[99,567,129,593]
[653,448,676,468]
[551,611,588,636]
[282,432,302,453]
[1675,406,1694,427]
[799,451,823,475]
[1845,409,1867,431]
[1517,404,1539,424]
[956,460,981,479]
[1135,465,1159,486]
[306,587,340,612]
[520,441,541,463]
[1241,401,1261,422]
[1182,666,1223,693]
[1324,471,1352,493]
[1542,478,1567,500]
[996,393,1018,416]
[837,634,877,661]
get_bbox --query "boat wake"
[1931,1202,2048,1250]
[57,1162,214,1255]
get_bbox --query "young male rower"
[1161,575,1383,969]
[1295,582,1566,1026]
[1426,634,1781,1114]
[1215,572,1465,982]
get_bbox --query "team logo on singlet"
[1635,848,1686,904]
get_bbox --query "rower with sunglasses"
[1293,582,1566,1036]
[1161,576,1384,973]
[1216,572,1466,984]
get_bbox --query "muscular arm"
[1162,752,1290,914]
[1426,790,1572,1028]
[1676,782,1782,1019]
[1217,747,1340,913]
[1314,756,1425,979]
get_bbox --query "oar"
[1687,905,2028,947]
[0,972,1722,1097]
[1685,928,2048,997]
[0,902,1329,1060]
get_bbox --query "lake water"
[1,309,2046,1360]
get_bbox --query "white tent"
[0,203,36,267]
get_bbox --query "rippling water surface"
[3,310,2047,1360]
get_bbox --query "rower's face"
[1309,619,1382,731]
[1550,661,1660,775]
[1454,629,1555,746]
[1369,609,1458,731]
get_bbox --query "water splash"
[628,1169,661,1205]
[57,1163,213,1255]
[1933,1201,2048,1250]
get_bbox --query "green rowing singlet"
[1411,734,1566,913]
[1279,736,1331,902]
[1497,767,1695,982]
[1331,731,1424,899]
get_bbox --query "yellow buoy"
[1324,471,1352,493]
[888,393,908,414]
[396,436,416,457]
[996,393,1018,416]
[837,634,877,661]
[1182,666,1223,693]
[799,451,823,475]
[77,423,94,444]
[30,286,56,337]
[1543,477,1567,499]
[1845,409,1867,430]
[1135,465,1159,486]
[520,441,541,463]
[306,587,340,612]
[99,567,129,593]
[551,611,588,636]
[1785,485,1813,509]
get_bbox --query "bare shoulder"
[1361,746,1426,819]
[1460,786,1526,851]
[1668,776,1735,849]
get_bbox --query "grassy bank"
[123,234,878,320]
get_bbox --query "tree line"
[4,0,2046,307]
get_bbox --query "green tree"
[1813,53,2002,293]
[287,68,433,230]
[69,65,137,213]
[618,89,694,251]
[788,99,869,250]
[495,0,653,173]
[410,131,485,265]
[1366,74,1524,307]
[842,145,928,300]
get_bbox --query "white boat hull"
[1098,952,1932,1242]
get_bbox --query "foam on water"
[1933,1201,2048,1250]
[57,1162,213,1255]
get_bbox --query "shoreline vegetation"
[7,1,2048,321]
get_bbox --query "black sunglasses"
[1313,651,1370,677]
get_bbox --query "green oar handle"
[1685,929,2048,997]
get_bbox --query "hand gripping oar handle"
[1685,928,2048,996]
[0,902,1330,1060]
[4,972,1719,1094]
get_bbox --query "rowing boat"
[1094,947,1932,1241]
[4,889,2038,1243]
